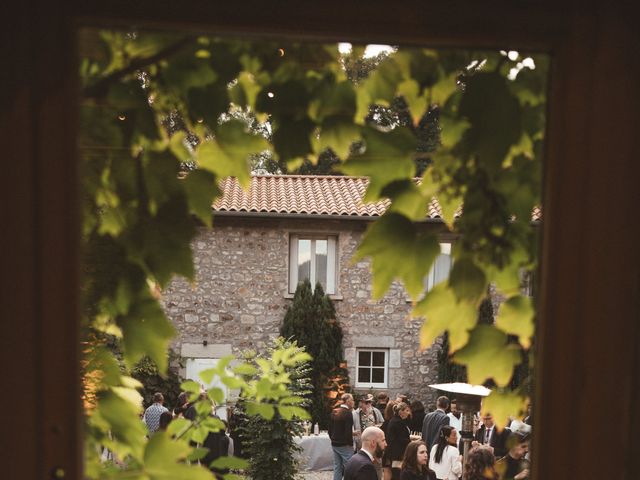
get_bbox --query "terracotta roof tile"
[212,175,540,221]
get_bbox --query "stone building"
[163,174,459,408]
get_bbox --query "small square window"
[355,349,388,388]
[289,234,337,294]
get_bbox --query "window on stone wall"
[289,234,337,294]
[424,242,453,292]
[355,349,388,388]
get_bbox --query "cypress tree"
[281,279,349,428]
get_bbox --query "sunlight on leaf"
[453,325,521,387]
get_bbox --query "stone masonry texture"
[162,215,447,408]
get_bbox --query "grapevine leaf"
[414,283,477,350]
[481,391,527,430]
[453,325,521,387]
[341,127,417,201]
[183,169,220,227]
[449,257,487,302]
[355,213,440,299]
[495,295,535,349]
[120,298,176,372]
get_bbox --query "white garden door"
[185,357,229,420]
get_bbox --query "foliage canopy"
[80,29,546,476]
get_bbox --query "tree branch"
[83,36,195,100]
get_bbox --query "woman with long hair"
[463,445,498,480]
[400,440,430,480]
[381,400,397,480]
[428,425,462,480]
[408,400,426,434]
[386,402,412,480]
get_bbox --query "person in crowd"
[353,393,385,478]
[173,391,189,417]
[523,403,533,427]
[421,396,450,452]
[375,392,390,415]
[202,415,230,479]
[386,402,412,480]
[354,394,385,444]
[446,399,462,433]
[143,392,169,434]
[329,393,356,480]
[496,433,530,480]
[399,440,431,480]
[344,426,387,480]
[157,411,173,432]
[428,425,462,480]
[396,394,410,404]
[408,400,426,434]
[463,445,498,480]
[472,413,509,459]
[381,400,397,480]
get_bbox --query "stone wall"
[162,215,444,407]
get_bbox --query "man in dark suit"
[472,412,510,458]
[344,426,387,480]
[421,395,450,452]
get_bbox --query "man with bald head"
[344,426,387,480]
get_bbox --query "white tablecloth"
[294,433,334,471]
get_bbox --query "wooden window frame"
[289,234,338,295]
[355,348,389,389]
[3,2,639,479]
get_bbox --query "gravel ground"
[298,472,332,480]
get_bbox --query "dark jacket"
[408,410,426,433]
[344,450,378,480]
[421,410,449,451]
[474,426,510,459]
[386,415,411,462]
[400,469,431,480]
[329,405,354,447]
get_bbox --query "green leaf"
[144,432,215,480]
[207,387,226,405]
[397,79,428,126]
[458,72,522,169]
[495,295,535,349]
[210,456,249,470]
[220,376,244,389]
[453,325,522,387]
[355,213,440,299]
[414,283,477,350]
[383,180,429,221]
[166,417,191,437]
[199,367,218,385]
[341,127,417,201]
[197,121,269,187]
[181,380,202,398]
[481,390,527,430]
[272,117,315,162]
[187,82,230,128]
[162,52,217,90]
[448,258,487,302]
[183,170,219,227]
[245,401,275,420]
[278,405,310,420]
[232,362,259,376]
[120,298,176,371]
[314,117,361,159]
[169,131,192,163]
